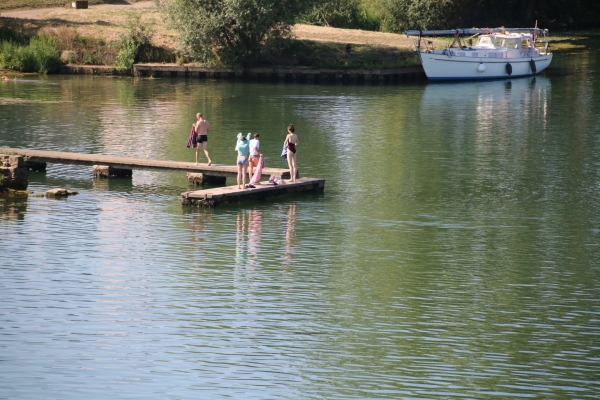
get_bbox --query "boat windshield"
[475,36,495,48]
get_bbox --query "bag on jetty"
[268,175,281,185]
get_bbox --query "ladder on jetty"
[0,147,325,207]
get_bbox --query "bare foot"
[208,161,212,166]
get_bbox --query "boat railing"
[405,27,549,37]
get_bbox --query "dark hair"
[254,134,259,138]
[287,124,295,133]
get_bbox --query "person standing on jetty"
[193,112,212,166]
[235,132,250,189]
[284,124,299,183]
[248,133,260,182]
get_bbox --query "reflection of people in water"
[235,209,263,271]
[284,203,296,258]
[235,210,248,267]
[248,209,263,258]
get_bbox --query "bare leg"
[287,152,297,183]
[195,146,200,164]
[237,162,242,189]
[202,142,212,166]
[248,157,256,182]
[242,162,248,187]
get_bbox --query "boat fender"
[477,63,486,72]
[505,63,512,75]
[529,59,537,74]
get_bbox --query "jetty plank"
[0,147,291,179]
[182,178,325,207]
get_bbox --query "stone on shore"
[46,188,79,197]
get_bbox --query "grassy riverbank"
[0,1,419,72]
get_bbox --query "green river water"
[0,48,599,399]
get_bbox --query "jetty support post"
[93,165,133,178]
[186,172,227,186]
[25,160,47,172]
[1,154,29,190]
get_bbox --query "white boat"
[405,28,552,81]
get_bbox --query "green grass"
[268,39,420,70]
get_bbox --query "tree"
[159,0,315,67]
[380,0,452,33]
[299,0,372,30]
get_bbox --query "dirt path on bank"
[292,25,414,49]
[0,1,154,19]
[1,2,414,51]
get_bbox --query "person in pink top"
[193,112,212,166]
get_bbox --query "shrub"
[0,20,27,44]
[49,25,78,50]
[82,51,94,64]
[115,12,154,71]
[29,36,61,73]
[0,35,60,73]
[0,41,36,72]
[299,0,379,31]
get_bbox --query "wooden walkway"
[0,147,292,179]
[182,178,325,207]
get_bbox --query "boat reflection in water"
[420,76,550,137]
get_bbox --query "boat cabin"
[471,33,539,56]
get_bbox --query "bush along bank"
[0,21,61,73]
[0,15,174,74]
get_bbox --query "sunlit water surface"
[1,50,599,399]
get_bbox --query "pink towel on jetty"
[186,127,197,148]
[250,155,264,185]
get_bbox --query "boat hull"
[419,52,553,81]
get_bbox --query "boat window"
[477,36,492,47]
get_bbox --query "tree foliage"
[302,0,600,33]
[378,0,600,32]
[380,0,452,32]
[160,0,316,67]
[299,0,379,30]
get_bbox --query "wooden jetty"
[0,147,293,183]
[1,147,325,206]
[182,177,325,208]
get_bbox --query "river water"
[1,49,599,399]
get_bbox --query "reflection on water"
[285,203,296,259]
[0,198,28,221]
[1,54,600,399]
